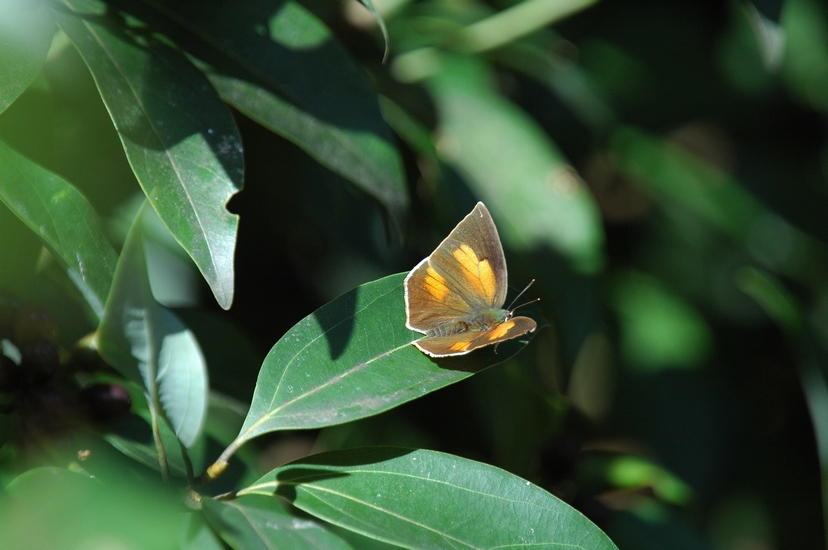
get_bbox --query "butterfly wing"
[413,316,537,357]
[405,202,508,333]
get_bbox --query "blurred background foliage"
[2,0,828,548]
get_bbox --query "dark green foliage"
[0,0,825,548]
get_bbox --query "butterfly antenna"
[507,279,536,312]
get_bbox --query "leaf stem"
[148,397,170,482]
[179,439,196,486]
[197,437,243,486]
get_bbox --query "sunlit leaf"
[426,54,605,272]
[781,0,828,112]
[0,0,54,114]
[454,0,598,53]
[97,204,208,448]
[612,270,712,372]
[53,0,243,310]
[0,139,117,318]
[229,273,535,451]
[744,1,786,71]
[143,0,408,222]
[240,447,620,550]
[203,495,356,550]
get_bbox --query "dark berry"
[80,383,132,423]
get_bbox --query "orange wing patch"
[424,266,450,301]
[452,244,497,303]
[449,339,472,352]
[487,320,515,340]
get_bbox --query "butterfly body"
[425,309,510,338]
[404,202,537,357]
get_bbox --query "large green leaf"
[0,467,182,548]
[239,447,619,550]
[203,495,356,550]
[0,139,117,318]
[610,126,764,240]
[97,204,208,448]
[136,0,407,221]
[426,54,605,272]
[226,273,535,454]
[180,512,227,550]
[52,0,243,310]
[453,0,598,53]
[0,0,54,114]
[782,0,828,112]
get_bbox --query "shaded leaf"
[180,513,227,550]
[97,204,208,448]
[0,139,117,318]
[0,0,54,114]
[53,0,243,310]
[610,126,764,239]
[102,384,193,479]
[1,467,182,548]
[203,495,355,550]
[426,54,604,272]
[230,273,535,449]
[141,0,407,221]
[240,447,619,550]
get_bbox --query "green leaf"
[359,0,391,63]
[240,447,619,550]
[230,273,534,450]
[610,126,764,240]
[1,467,182,548]
[105,389,254,483]
[102,387,193,479]
[52,0,243,310]
[180,512,227,550]
[612,270,713,372]
[453,0,598,53]
[148,0,407,221]
[0,139,117,318]
[203,495,356,550]
[0,0,54,114]
[782,0,828,112]
[426,54,605,273]
[97,204,208,448]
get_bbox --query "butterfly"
[404,202,537,357]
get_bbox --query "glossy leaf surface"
[97,205,208,448]
[203,495,355,550]
[151,0,407,221]
[0,0,54,113]
[234,273,535,447]
[0,139,117,318]
[241,447,619,550]
[53,0,243,310]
